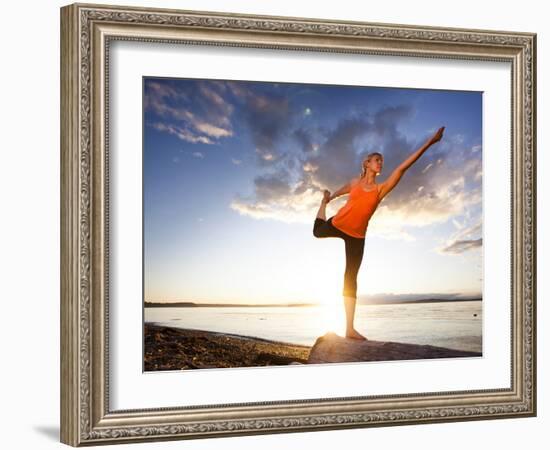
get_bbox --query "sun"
[317,301,346,336]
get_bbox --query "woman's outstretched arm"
[328,177,359,202]
[378,126,445,201]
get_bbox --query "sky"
[143,77,483,305]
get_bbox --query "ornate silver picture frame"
[60,3,536,446]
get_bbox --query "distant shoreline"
[360,297,482,305]
[144,302,316,308]
[144,298,482,308]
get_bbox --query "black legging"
[313,217,365,298]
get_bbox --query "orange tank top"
[332,183,380,238]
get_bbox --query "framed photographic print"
[60,2,537,446]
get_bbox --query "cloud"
[437,218,482,255]
[145,79,234,144]
[303,162,318,173]
[253,171,292,202]
[471,144,482,153]
[440,238,482,254]
[149,122,214,144]
[145,80,481,242]
[452,134,465,144]
[454,221,482,240]
[192,152,204,159]
[293,128,316,153]
[230,102,481,241]
[295,105,418,194]
[359,124,482,238]
[303,115,374,189]
[226,81,293,166]
[145,81,189,105]
[230,185,321,224]
[228,111,380,225]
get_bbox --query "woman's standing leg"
[343,237,367,340]
[313,189,366,339]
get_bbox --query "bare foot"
[322,189,331,203]
[346,329,368,341]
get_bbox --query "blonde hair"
[360,152,383,178]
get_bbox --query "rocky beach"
[145,324,310,371]
[144,323,481,371]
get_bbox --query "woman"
[313,126,445,340]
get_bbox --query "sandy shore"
[144,323,311,371]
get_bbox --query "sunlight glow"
[318,302,346,336]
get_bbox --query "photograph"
[59,3,536,445]
[143,77,483,371]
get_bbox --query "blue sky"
[143,77,482,304]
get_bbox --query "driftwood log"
[307,332,481,364]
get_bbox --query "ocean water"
[144,301,482,353]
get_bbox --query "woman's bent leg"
[315,189,331,220]
[313,217,347,239]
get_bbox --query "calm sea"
[144,301,482,353]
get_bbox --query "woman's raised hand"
[428,126,445,146]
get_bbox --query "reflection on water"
[144,301,482,353]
